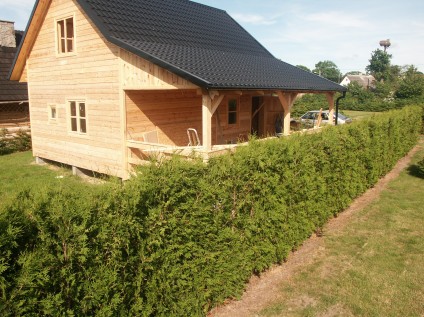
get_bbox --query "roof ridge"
[11,0,347,92]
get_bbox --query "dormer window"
[57,17,74,54]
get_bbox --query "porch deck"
[126,139,240,165]
[126,125,324,167]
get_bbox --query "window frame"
[48,104,58,122]
[55,14,76,56]
[227,98,239,125]
[68,100,87,135]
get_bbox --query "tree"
[313,60,342,83]
[347,81,375,103]
[366,49,392,82]
[344,71,363,76]
[296,65,311,72]
[373,81,393,100]
[395,65,424,99]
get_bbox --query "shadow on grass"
[407,164,424,179]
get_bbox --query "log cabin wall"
[214,94,253,144]
[125,90,274,147]
[27,0,124,177]
[120,50,198,90]
[263,96,284,136]
[126,91,263,147]
[126,89,202,146]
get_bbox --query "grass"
[0,151,105,208]
[259,144,424,317]
[343,110,380,120]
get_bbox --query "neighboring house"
[340,74,376,90]
[0,20,29,128]
[10,0,346,179]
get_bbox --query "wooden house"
[340,74,376,90]
[0,20,29,128]
[10,0,346,179]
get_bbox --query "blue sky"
[2,0,423,74]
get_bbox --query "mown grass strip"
[259,143,424,317]
[0,151,103,208]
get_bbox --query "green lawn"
[343,110,380,120]
[0,151,103,208]
[259,144,424,317]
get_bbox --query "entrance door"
[251,96,263,136]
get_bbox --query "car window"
[302,112,316,119]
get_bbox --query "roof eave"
[206,85,347,93]
[108,37,212,89]
[9,0,50,81]
[75,0,213,89]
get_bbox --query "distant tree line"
[294,48,424,113]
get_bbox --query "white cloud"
[303,11,370,29]
[231,13,278,25]
[0,0,34,29]
[0,0,34,10]
[411,21,424,29]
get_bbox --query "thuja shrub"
[0,129,31,156]
[0,106,421,316]
[0,185,148,316]
[417,158,424,177]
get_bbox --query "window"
[57,17,74,54]
[228,99,238,125]
[49,105,57,120]
[69,101,87,134]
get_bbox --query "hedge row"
[291,93,423,116]
[0,129,31,156]
[342,98,404,112]
[0,106,422,316]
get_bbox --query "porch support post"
[326,92,335,125]
[202,94,213,151]
[277,91,298,136]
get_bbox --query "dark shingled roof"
[0,46,28,102]
[77,0,346,92]
[13,0,345,92]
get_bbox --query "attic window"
[57,17,74,54]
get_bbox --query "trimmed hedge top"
[0,106,422,316]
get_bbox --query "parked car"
[299,110,352,125]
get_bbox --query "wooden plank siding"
[214,94,253,144]
[27,0,124,177]
[18,0,288,178]
[126,91,274,148]
[262,96,285,136]
[121,50,198,90]
[126,90,202,146]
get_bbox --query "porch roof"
[76,0,346,92]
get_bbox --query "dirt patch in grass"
[316,304,354,317]
[209,139,423,317]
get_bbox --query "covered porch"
[125,88,336,168]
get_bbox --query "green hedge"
[291,91,423,115]
[0,106,422,316]
[0,129,31,156]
